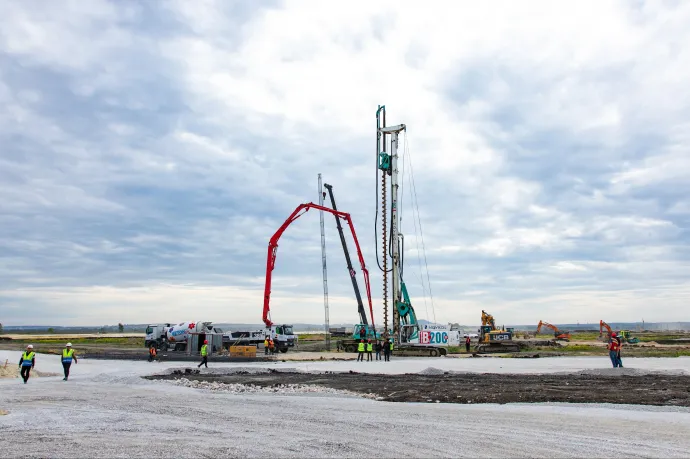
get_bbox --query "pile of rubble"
[166,377,378,398]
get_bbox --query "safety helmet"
[611,332,617,337]
[66,342,72,347]
[204,340,208,344]
[27,344,34,349]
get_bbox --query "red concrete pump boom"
[262,202,374,330]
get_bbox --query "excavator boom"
[537,320,571,341]
[599,320,613,338]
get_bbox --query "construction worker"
[375,340,382,361]
[264,336,269,355]
[148,345,157,362]
[387,339,394,361]
[268,338,275,354]
[197,340,209,368]
[357,339,365,362]
[61,343,78,380]
[615,332,624,368]
[465,335,471,353]
[366,339,373,361]
[18,345,35,384]
[607,332,622,368]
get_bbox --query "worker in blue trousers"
[607,332,623,368]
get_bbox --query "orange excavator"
[536,320,571,341]
[599,320,613,340]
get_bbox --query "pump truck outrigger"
[262,202,375,353]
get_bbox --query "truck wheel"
[345,345,356,353]
[429,349,439,357]
[439,348,447,356]
[279,348,288,354]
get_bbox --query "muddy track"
[148,371,690,406]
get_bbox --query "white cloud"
[0,0,689,326]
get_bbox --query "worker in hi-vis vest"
[198,340,209,369]
[18,345,36,384]
[61,342,78,381]
[366,339,374,362]
[264,336,269,355]
[357,340,365,362]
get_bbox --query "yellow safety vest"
[200,344,208,356]
[21,351,35,366]
[389,342,394,350]
[357,342,365,352]
[366,343,373,352]
[62,349,75,363]
[264,339,269,347]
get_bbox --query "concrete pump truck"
[262,202,375,353]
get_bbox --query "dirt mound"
[418,367,446,375]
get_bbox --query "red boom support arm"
[262,203,374,331]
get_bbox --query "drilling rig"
[376,106,447,357]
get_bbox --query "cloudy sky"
[1,0,688,327]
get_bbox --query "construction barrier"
[228,346,256,358]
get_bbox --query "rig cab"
[266,324,297,353]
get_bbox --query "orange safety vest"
[268,339,274,348]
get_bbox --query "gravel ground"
[2,351,690,458]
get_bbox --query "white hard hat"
[27,344,34,349]
[66,342,72,347]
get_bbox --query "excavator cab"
[351,324,381,341]
[619,330,640,344]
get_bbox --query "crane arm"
[262,203,375,331]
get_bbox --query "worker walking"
[148,345,157,362]
[615,333,624,368]
[357,339,365,362]
[61,343,78,380]
[18,345,35,384]
[264,336,269,355]
[375,340,382,361]
[366,339,373,361]
[198,340,209,368]
[465,335,471,353]
[607,333,622,368]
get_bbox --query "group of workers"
[263,336,277,354]
[356,339,394,362]
[18,343,77,384]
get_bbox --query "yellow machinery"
[476,310,520,353]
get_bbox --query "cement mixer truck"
[144,321,223,352]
